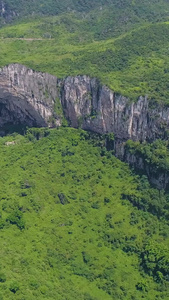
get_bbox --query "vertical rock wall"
[1,63,169,187]
[1,63,169,144]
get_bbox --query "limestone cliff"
[1,63,169,188]
[0,64,61,132]
[2,63,168,140]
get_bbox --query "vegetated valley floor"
[0,127,169,299]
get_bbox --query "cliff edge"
[1,63,169,142]
[1,63,169,188]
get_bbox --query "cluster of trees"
[126,139,169,172]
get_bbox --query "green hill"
[2,0,169,23]
[0,15,169,102]
[0,127,169,300]
[1,2,169,299]
[0,0,169,102]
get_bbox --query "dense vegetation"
[0,127,169,299]
[1,1,169,299]
[2,0,169,25]
[126,139,169,173]
[0,11,169,102]
[126,139,169,190]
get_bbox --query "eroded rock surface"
[1,63,169,188]
[0,64,62,133]
[1,63,169,142]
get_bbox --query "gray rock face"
[1,63,169,142]
[0,64,62,132]
[62,79,169,142]
[61,76,169,147]
[1,63,169,188]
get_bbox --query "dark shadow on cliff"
[0,123,30,136]
[0,93,48,136]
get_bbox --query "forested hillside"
[1,1,169,299]
[0,127,169,300]
[2,0,169,23]
[0,8,169,102]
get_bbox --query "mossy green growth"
[54,97,63,117]
[54,97,68,126]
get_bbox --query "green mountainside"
[0,11,169,102]
[2,0,169,23]
[0,127,169,300]
[1,1,169,299]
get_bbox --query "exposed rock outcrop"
[1,63,169,143]
[1,63,169,188]
[61,77,169,144]
[0,64,62,133]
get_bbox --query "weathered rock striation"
[1,63,169,188]
[0,64,61,132]
[2,63,169,140]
